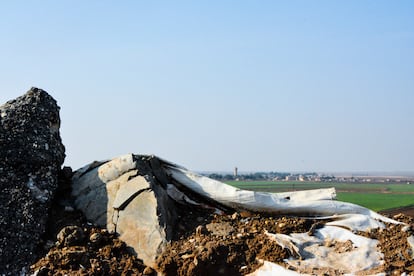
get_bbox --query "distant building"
[285,175,298,181]
[234,167,238,178]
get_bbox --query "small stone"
[393,213,404,220]
[143,266,155,275]
[206,222,234,237]
[195,225,207,236]
[57,226,84,247]
[64,206,75,212]
[89,258,99,270]
[89,232,102,243]
[181,253,194,259]
[392,269,402,275]
[231,212,240,220]
[240,211,252,218]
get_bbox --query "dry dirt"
[381,205,414,218]
[30,173,414,275]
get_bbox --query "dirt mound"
[32,225,150,276]
[31,173,414,276]
[155,212,315,275]
[156,212,414,275]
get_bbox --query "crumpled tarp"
[164,164,397,225]
[72,154,410,274]
[163,159,403,274]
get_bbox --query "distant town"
[205,167,414,184]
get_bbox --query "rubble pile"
[0,88,65,275]
[156,213,414,275]
[1,89,414,275]
[31,199,414,275]
[34,153,414,275]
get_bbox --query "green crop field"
[336,193,414,211]
[226,181,414,211]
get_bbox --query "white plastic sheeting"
[277,227,382,273]
[247,261,304,276]
[165,165,397,226]
[162,163,401,274]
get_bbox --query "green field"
[226,181,414,211]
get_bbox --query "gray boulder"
[0,88,65,274]
[71,154,178,267]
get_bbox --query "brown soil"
[358,213,414,275]
[30,173,414,275]
[30,195,151,276]
[381,205,414,218]
[155,212,316,275]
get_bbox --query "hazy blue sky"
[1,1,413,172]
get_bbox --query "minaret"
[234,167,238,178]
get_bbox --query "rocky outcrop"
[0,88,65,274]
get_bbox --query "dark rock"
[0,87,65,274]
[56,226,85,247]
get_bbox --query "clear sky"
[1,1,413,172]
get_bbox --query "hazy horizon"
[198,170,414,176]
[1,1,413,172]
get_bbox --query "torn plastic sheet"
[258,226,383,274]
[325,213,387,232]
[265,226,383,274]
[166,184,200,206]
[164,165,398,226]
[247,261,304,276]
[161,162,403,274]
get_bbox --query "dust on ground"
[31,171,414,275]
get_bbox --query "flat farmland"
[226,181,414,212]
